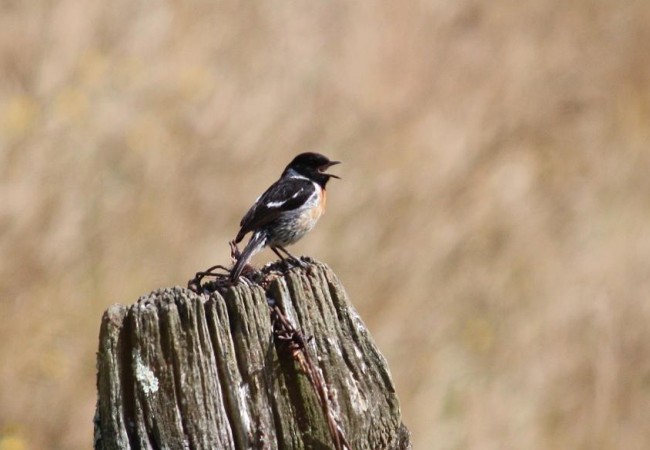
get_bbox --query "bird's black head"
[283,152,341,186]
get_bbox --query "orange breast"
[320,187,327,213]
[309,185,326,221]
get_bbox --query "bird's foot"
[276,257,305,272]
[290,257,309,269]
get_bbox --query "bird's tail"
[230,230,267,282]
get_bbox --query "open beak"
[320,160,341,179]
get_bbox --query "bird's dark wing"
[235,177,315,242]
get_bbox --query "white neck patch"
[285,168,309,180]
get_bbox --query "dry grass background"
[1,1,650,449]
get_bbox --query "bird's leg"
[270,246,292,270]
[275,245,308,268]
[270,246,307,270]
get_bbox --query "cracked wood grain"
[94,261,411,450]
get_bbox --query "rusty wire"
[270,305,350,450]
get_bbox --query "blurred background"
[1,1,650,449]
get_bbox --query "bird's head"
[284,152,341,186]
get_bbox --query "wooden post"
[94,261,411,450]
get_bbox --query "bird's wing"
[235,177,315,242]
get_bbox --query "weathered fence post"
[94,261,411,449]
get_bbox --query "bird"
[230,152,340,282]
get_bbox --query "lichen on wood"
[94,261,411,449]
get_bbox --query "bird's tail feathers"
[230,231,267,281]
